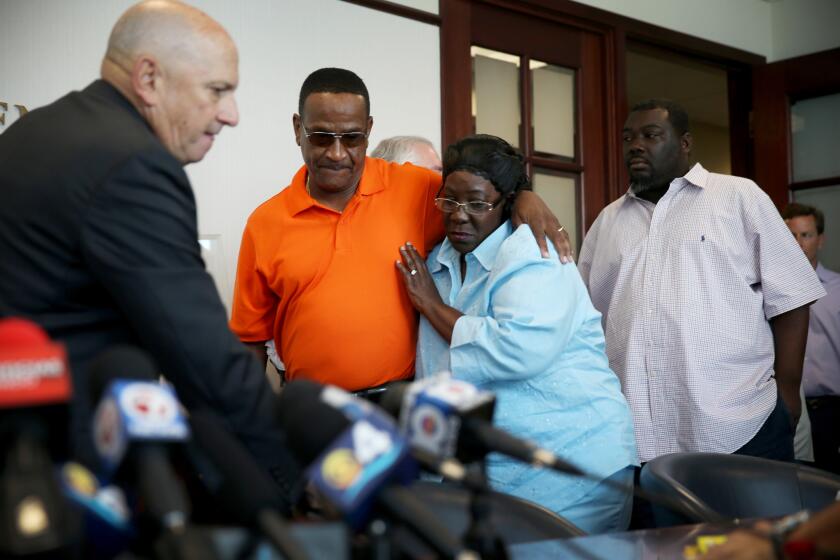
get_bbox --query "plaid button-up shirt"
[579,163,825,462]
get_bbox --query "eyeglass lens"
[306,131,367,148]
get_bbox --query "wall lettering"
[0,101,30,128]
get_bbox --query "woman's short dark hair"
[442,135,530,200]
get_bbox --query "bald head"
[104,0,232,74]
[101,1,240,165]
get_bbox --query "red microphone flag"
[0,318,72,407]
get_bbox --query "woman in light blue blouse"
[396,134,638,533]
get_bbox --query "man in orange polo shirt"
[230,67,569,391]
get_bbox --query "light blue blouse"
[416,221,638,513]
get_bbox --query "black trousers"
[733,392,795,462]
[807,396,840,474]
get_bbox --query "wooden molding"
[341,0,441,26]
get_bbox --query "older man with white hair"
[0,0,297,505]
[371,135,443,172]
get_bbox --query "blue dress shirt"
[416,221,638,516]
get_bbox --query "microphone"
[276,380,479,560]
[59,461,133,559]
[0,318,80,556]
[187,408,310,560]
[380,375,583,476]
[89,345,221,559]
[383,375,720,524]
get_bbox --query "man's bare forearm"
[770,305,811,425]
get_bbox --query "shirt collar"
[431,220,513,273]
[624,162,708,201]
[286,157,386,217]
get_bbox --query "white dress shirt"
[578,163,825,462]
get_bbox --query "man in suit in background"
[0,0,297,507]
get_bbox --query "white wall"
[572,0,840,62]
[0,0,441,311]
[571,0,773,59]
[770,0,840,61]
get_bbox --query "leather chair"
[640,452,840,527]
[408,480,585,543]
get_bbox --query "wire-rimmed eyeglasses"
[433,197,504,215]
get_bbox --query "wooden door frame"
[440,0,763,226]
[753,47,840,208]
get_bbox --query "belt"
[353,382,398,404]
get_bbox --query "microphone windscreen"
[275,383,351,466]
[0,317,52,347]
[88,345,158,402]
[188,408,284,522]
[274,379,324,425]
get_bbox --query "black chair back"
[409,480,585,543]
[640,453,840,527]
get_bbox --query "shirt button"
[647,309,653,315]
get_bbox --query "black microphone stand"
[463,461,507,560]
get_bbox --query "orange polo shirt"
[230,158,444,391]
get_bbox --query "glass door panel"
[532,172,578,250]
[530,60,576,159]
[472,46,521,147]
[791,93,840,183]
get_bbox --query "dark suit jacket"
[0,80,297,505]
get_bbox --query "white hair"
[370,135,436,164]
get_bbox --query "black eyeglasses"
[434,197,504,215]
[302,126,368,148]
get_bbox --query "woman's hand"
[396,242,444,314]
[396,242,462,343]
[510,190,574,262]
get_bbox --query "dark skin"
[769,306,808,424]
[397,171,510,343]
[623,108,808,426]
[622,108,692,204]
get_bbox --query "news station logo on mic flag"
[93,381,189,474]
[306,392,414,528]
[0,320,71,408]
[400,373,495,459]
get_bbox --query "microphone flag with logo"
[92,369,189,476]
[0,317,79,556]
[394,373,495,464]
[306,385,415,529]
